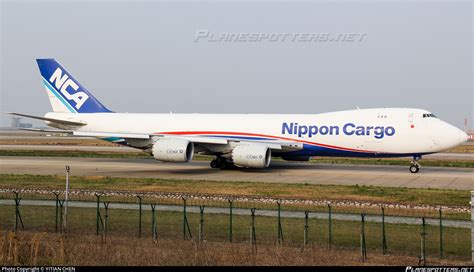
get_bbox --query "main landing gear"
[409,155,421,173]
[210,156,236,170]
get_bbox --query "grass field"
[0,174,470,221]
[0,174,469,208]
[1,232,468,266]
[0,205,470,264]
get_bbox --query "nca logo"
[49,68,89,110]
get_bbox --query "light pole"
[63,165,70,233]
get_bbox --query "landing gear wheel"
[210,159,218,169]
[222,162,236,170]
[219,161,227,170]
[215,157,226,170]
[409,164,419,173]
[210,156,231,170]
[409,155,421,174]
[213,156,236,170]
[210,156,237,170]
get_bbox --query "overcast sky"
[1,0,472,129]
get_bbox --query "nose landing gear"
[409,164,419,173]
[409,155,421,173]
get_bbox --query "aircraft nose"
[459,130,469,144]
[438,124,469,150]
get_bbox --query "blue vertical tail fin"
[36,59,112,113]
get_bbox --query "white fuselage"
[45,108,468,158]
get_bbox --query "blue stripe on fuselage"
[285,144,432,158]
[178,133,430,158]
[101,137,125,142]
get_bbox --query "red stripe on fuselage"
[153,131,375,153]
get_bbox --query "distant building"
[11,117,33,129]
[11,117,21,128]
[19,123,33,128]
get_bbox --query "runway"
[1,144,473,160]
[1,156,472,190]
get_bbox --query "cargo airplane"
[10,59,469,173]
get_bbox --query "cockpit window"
[423,113,437,118]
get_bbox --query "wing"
[8,112,302,151]
[23,128,302,151]
[73,131,302,150]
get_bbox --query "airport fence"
[0,190,470,263]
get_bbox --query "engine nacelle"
[152,138,194,162]
[232,144,271,168]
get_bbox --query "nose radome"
[441,124,468,149]
[459,130,469,144]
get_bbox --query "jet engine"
[152,138,194,162]
[232,144,271,168]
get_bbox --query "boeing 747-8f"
[10,59,469,173]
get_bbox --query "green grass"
[0,205,469,260]
[0,174,468,207]
[0,174,469,221]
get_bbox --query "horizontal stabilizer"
[8,112,87,126]
[19,128,73,134]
